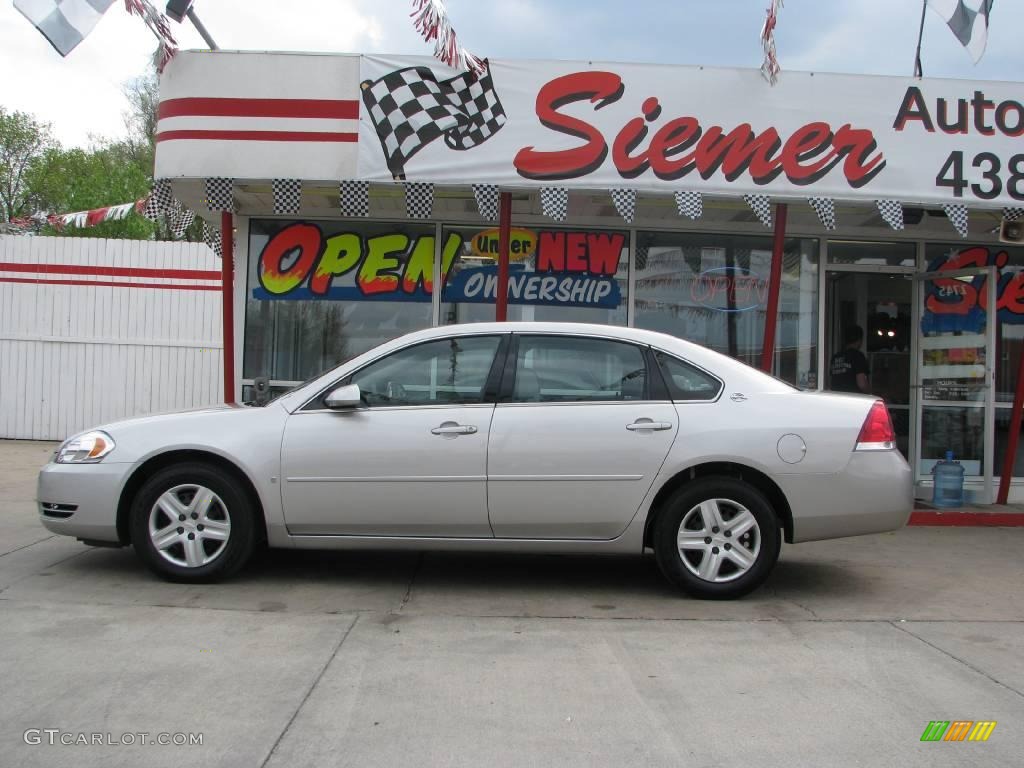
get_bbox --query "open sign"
[690,267,768,312]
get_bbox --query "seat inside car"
[514,369,542,402]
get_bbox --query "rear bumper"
[36,461,132,543]
[780,450,913,543]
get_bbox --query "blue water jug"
[932,451,965,508]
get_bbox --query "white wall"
[0,236,223,441]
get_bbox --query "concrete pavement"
[1,439,1021,767]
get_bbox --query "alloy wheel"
[148,484,232,568]
[676,498,761,583]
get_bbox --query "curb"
[908,510,1024,527]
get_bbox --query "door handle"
[626,421,673,432]
[431,423,478,436]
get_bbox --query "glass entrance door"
[825,272,913,458]
[913,267,997,503]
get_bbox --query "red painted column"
[221,211,235,404]
[997,346,1024,503]
[759,203,788,373]
[495,191,512,322]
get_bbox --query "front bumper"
[779,450,913,543]
[36,461,134,543]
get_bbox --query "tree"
[30,141,156,240]
[0,107,57,221]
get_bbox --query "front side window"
[349,336,501,407]
[511,336,648,403]
[655,352,722,401]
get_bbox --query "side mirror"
[324,384,362,409]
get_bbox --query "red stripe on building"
[0,262,221,280]
[0,277,220,291]
[158,97,359,121]
[156,129,358,143]
[908,510,1024,526]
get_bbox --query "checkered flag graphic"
[610,188,637,224]
[273,179,302,215]
[743,194,772,228]
[674,191,702,220]
[1003,207,1024,222]
[929,0,993,63]
[14,0,115,57]
[361,61,507,178]
[473,184,499,221]
[205,177,234,212]
[170,203,195,240]
[808,197,836,230]
[203,220,222,258]
[876,199,905,231]
[944,203,969,238]
[635,246,650,271]
[540,188,569,222]
[405,182,434,219]
[339,181,370,218]
[143,178,173,221]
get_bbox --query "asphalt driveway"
[1,439,1021,767]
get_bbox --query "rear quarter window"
[655,352,723,402]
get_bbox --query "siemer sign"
[358,56,1024,207]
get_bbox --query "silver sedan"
[37,322,912,599]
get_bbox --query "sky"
[2,0,1022,147]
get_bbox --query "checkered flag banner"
[340,181,370,218]
[540,188,569,222]
[473,184,499,221]
[170,204,195,240]
[14,0,116,57]
[1003,207,1024,222]
[743,194,772,228]
[272,179,302,215]
[876,199,905,231]
[674,191,702,220]
[142,178,173,221]
[405,182,434,219]
[205,177,234,212]
[928,0,993,64]
[361,61,506,178]
[944,203,969,238]
[203,220,222,258]
[610,188,637,224]
[808,197,836,230]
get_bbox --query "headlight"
[56,431,116,464]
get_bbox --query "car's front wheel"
[130,463,255,582]
[653,477,780,600]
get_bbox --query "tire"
[653,477,780,600]
[130,462,256,583]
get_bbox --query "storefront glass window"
[440,225,628,326]
[244,219,435,382]
[634,232,819,388]
[923,242,1024,405]
[828,240,916,267]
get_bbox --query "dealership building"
[152,50,1024,503]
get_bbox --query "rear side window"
[511,336,648,403]
[655,352,722,402]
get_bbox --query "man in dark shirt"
[830,325,870,393]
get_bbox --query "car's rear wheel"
[130,463,255,582]
[653,477,780,600]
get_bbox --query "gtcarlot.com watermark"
[24,729,203,747]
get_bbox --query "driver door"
[281,334,506,537]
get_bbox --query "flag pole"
[914,0,927,77]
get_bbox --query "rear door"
[486,333,678,539]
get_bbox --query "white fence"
[0,236,223,441]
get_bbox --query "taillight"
[855,400,896,451]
